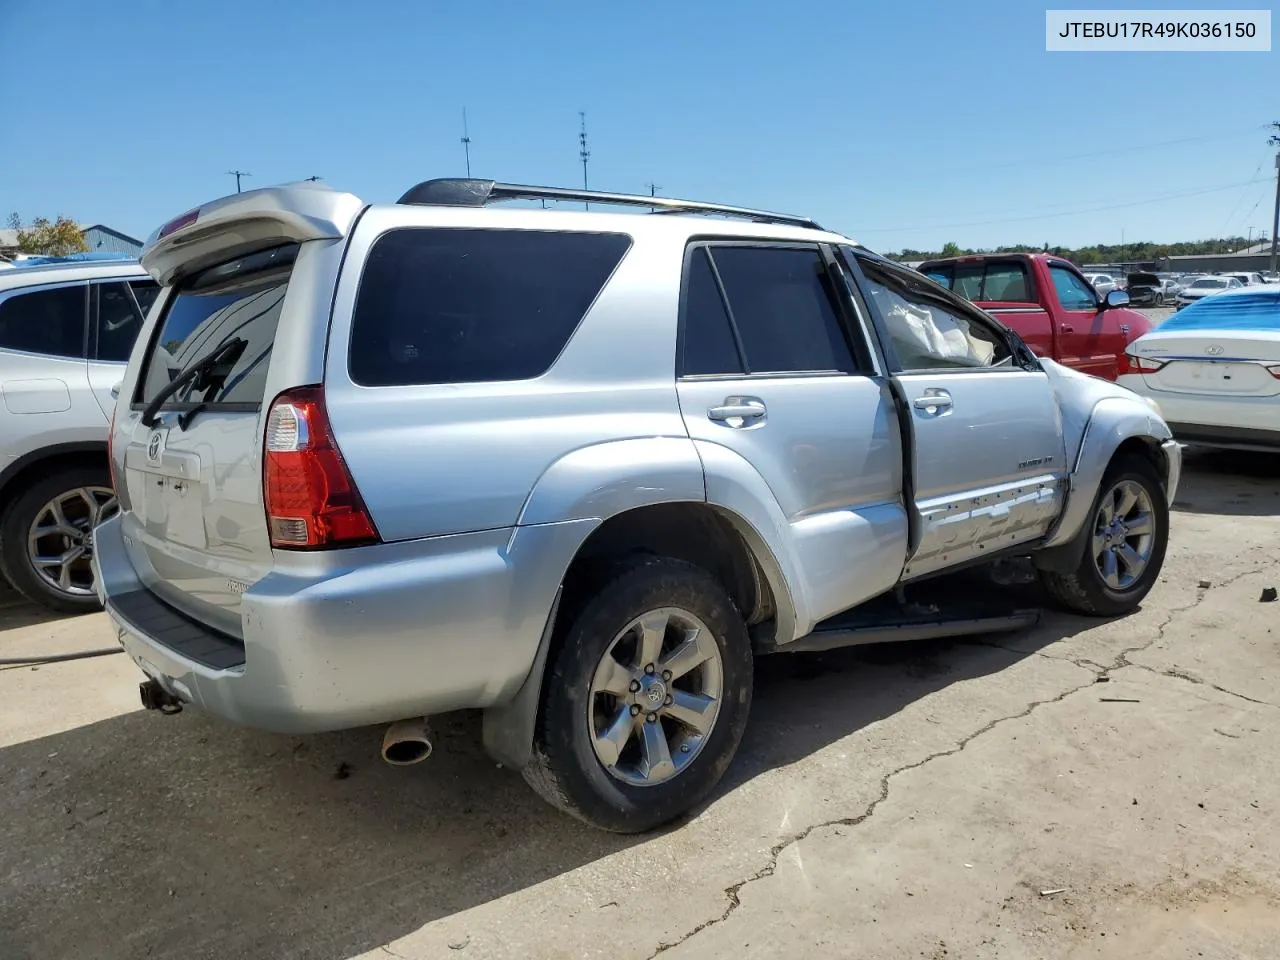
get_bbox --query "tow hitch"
[139,679,184,715]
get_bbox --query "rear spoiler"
[141,181,366,286]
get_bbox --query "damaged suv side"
[93,180,1179,832]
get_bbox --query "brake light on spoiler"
[263,387,379,549]
[157,208,200,239]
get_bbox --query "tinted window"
[136,244,297,406]
[350,229,631,386]
[1049,265,1097,310]
[95,283,144,362]
[130,280,160,316]
[856,257,1011,370]
[0,285,86,358]
[952,264,983,300]
[708,246,854,374]
[681,247,744,375]
[925,261,1032,302]
[982,262,1031,301]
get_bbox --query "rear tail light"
[263,387,379,549]
[1120,352,1167,375]
[1267,364,1280,381]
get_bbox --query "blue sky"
[2,0,1276,253]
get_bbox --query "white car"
[1119,285,1280,452]
[1083,273,1117,295]
[1223,272,1264,287]
[1175,275,1241,309]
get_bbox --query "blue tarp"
[10,252,137,266]
[1160,289,1280,332]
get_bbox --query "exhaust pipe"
[381,717,433,765]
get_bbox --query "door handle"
[1062,325,1075,334]
[912,390,953,414]
[708,397,766,426]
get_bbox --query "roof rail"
[396,179,823,231]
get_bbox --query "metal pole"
[227,170,250,193]
[1270,150,1280,276]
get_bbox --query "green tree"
[8,214,88,256]
[939,241,962,258]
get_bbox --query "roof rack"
[396,179,823,231]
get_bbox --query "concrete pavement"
[1,448,1277,960]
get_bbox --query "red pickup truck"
[917,253,1153,380]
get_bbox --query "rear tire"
[1041,455,1168,617]
[523,557,753,833]
[0,466,116,614]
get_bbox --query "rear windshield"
[135,244,298,408]
[349,228,631,386]
[921,260,1033,302]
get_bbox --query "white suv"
[0,260,157,611]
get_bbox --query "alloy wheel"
[587,606,724,787]
[27,486,118,597]
[1091,479,1156,591]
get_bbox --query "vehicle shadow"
[0,586,82,633]
[1171,448,1280,518]
[0,577,1102,960]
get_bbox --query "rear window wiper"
[139,337,248,429]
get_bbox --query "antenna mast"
[226,170,251,193]
[461,107,473,178]
[578,111,590,209]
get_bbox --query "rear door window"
[0,285,87,359]
[680,247,745,376]
[705,245,857,374]
[93,282,146,363]
[130,280,160,316]
[349,228,631,386]
[135,244,297,408]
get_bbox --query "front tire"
[524,557,753,833]
[0,466,116,614]
[1041,455,1168,617]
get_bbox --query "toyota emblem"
[147,433,163,461]
[1205,344,1224,356]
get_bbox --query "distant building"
[1154,242,1275,275]
[0,224,142,260]
[80,225,143,256]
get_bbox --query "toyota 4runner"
[94,179,1181,832]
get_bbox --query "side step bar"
[779,610,1040,655]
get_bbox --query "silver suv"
[94,180,1180,832]
[0,260,157,611]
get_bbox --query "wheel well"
[1110,436,1168,491]
[557,502,776,641]
[0,448,108,512]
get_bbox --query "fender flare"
[1035,397,1173,572]
[483,437,803,770]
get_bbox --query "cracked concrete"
[1,449,1278,960]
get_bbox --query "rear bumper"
[92,513,595,733]
[1167,422,1280,452]
[1117,382,1280,451]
